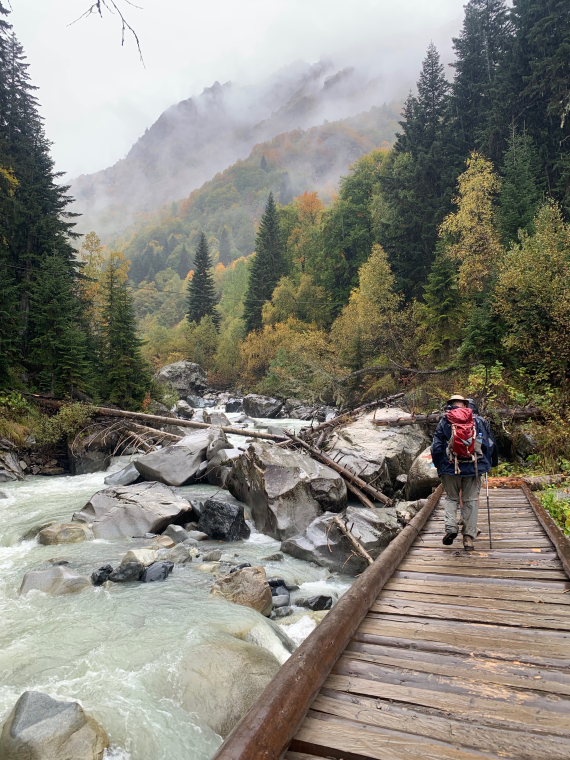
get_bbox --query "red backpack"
[446,407,478,473]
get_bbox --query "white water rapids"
[0,418,352,759]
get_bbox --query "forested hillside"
[70,62,393,237]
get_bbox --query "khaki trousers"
[440,474,481,539]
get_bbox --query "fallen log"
[26,396,289,443]
[302,393,405,440]
[332,515,374,565]
[371,407,544,427]
[286,433,393,507]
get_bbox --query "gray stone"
[156,360,208,396]
[325,407,428,492]
[206,447,242,487]
[282,505,401,575]
[271,606,293,619]
[406,446,439,499]
[140,561,173,582]
[174,399,194,419]
[197,498,250,541]
[187,530,208,541]
[120,548,159,567]
[103,462,141,487]
[0,490,8,498]
[109,561,144,582]
[160,543,197,563]
[225,398,243,413]
[0,691,108,760]
[180,636,280,737]
[133,428,230,486]
[272,593,290,608]
[38,523,92,545]
[301,595,332,611]
[69,449,110,476]
[243,394,283,418]
[261,552,284,562]
[19,566,91,596]
[395,498,427,524]
[0,439,24,482]
[204,410,231,426]
[226,442,346,540]
[163,524,190,544]
[91,565,113,586]
[72,481,193,539]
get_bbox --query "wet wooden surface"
[287,487,570,760]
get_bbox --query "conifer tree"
[243,193,287,332]
[99,252,150,408]
[187,232,219,326]
[420,243,464,362]
[498,129,541,245]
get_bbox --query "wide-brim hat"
[447,394,468,404]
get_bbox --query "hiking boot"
[442,531,458,546]
[463,535,474,552]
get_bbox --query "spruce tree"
[187,232,219,326]
[99,253,150,409]
[498,129,541,245]
[243,193,287,332]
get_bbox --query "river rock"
[206,447,242,488]
[180,636,280,737]
[395,498,427,524]
[69,449,110,476]
[140,561,174,582]
[109,561,144,582]
[38,522,92,545]
[406,446,440,499]
[163,524,190,544]
[300,595,333,611]
[226,442,346,540]
[325,408,428,493]
[187,529,208,541]
[91,565,113,585]
[225,397,243,413]
[197,498,250,541]
[19,566,91,596]
[282,505,401,575]
[120,548,159,567]
[203,410,230,426]
[104,462,141,487]
[0,691,108,760]
[243,394,283,418]
[210,565,273,616]
[156,360,208,396]
[133,428,230,486]
[0,438,24,482]
[159,543,198,564]
[174,399,194,419]
[72,481,194,539]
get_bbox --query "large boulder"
[38,523,92,545]
[0,691,108,760]
[197,498,250,541]
[133,428,230,486]
[282,506,401,575]
[325,408,428,493]
[206,447,242,488]
[19,566,91,595]
[156,361,208,397]
[210,565,273,616]
[173,399,194,419]
[226,442,346,540]
[243,394,283,418]
[72,481,194,539]
[203,410,231,426]
[180,636,280,737]
[406,446,440,499]
[0,438,24,482]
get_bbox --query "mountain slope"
[121,104,399,285]
[70,61,396,237]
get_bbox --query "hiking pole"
[484,472,492,548]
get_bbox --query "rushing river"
[0,417,351,760]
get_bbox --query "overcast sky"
[10,0,465,178]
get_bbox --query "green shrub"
[540,485,570,535]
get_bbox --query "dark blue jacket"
[431,414,497,477]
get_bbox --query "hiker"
[431,394,497,551]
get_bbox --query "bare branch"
[70,0,144,64]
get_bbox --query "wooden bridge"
[214,484,570,760]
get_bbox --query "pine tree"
[498,129,541,245]
[99,252,150,408]
[243,193,287,332]
[187,232,219,325]
[449,0,512,164]
[420,243,464,362]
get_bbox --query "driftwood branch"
[332,515,374,565]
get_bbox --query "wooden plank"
[325,670,570,734]
[293,715,500,760]
[397,563,566,579]
[353,630,570,667]
[312,690,570,760]
[376,589,570,615]
[343,641,570,695]
[285,753,332,760]
[370,597,570,630]
[359,616,570,660]
[392,556,564,570]
[392,570,570,589]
